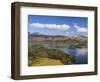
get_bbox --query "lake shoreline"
[28,45,75,66]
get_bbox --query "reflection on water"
[76,49,87,56]
[42,43,88,64]
[59,48,88,64]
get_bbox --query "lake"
[43,43,88,64]
[30,41,88,64]
[59,48,88,64]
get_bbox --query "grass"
[28,44,76,66]
[29,57,63,66]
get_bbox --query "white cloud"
[74,24,87,33]
[66,32,69,34]
[71,31,74,34]
[29,22,70,30]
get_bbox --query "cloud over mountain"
[29,23,70,30]
[74,24,87,33]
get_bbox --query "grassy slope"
[28,44,75,66]
[29,57,63,66]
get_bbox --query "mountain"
[28,32,87,42]
[28,32,87,48]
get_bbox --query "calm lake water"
[43,43,88,64]
[59,48,88,64]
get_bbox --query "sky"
[28,15,88,36]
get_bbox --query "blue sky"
[28,15,88,36]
